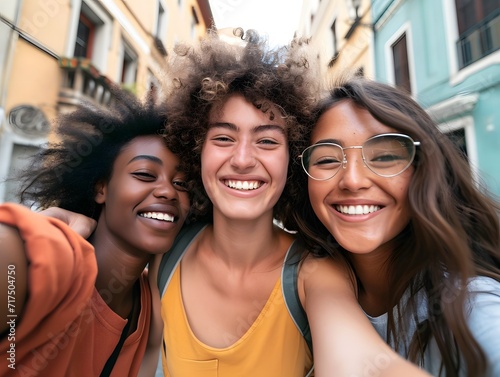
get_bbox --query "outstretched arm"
[300,256,431,377]
[0,223,28,335]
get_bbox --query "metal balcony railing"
[457,9,500,69]
[58,57,114,109]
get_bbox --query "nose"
[230,141,256,170]
[152,181,178,200]
[337,149,371,191]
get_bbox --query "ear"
[94,180,107,204]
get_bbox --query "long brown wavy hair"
[293,75,500,376]
[162,28,319,228]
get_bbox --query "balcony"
[58,57,114,111]
[457,9,500,69]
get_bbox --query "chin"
[334,234,381,255]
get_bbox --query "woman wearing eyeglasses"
[294,75,500,377]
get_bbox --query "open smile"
[139,211,175,222]
[224,179,263,191]
[334,205,382,215]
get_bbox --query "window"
[331,20,338,58]
[155,1,166,38]
[437,116,479,180]
[74,13,95,58]
[191,7,199,39]
[328,20,339,68]
[68,1,111,74]
[445,128,468,161]
[455,0,500,68]
[119,40,137,91]
[153,1,168,56]
[392,33,411,93]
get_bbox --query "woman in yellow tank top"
[41,29,432,377]
[150,28,431,377]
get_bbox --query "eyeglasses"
[299,133,420,181]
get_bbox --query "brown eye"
[132,172,155,181]
[173,180,188,191]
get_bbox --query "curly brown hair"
[163,28,319,228]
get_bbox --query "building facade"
[372,0,500,196]
[297,0,375,80]
[296,0,500,197]
[0,0,212,203]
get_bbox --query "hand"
[40,207,97,238]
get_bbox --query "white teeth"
[225,180,261,190]
[335,205,381,215]
[139,212,174,222]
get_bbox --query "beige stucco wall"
[17,0,72,54]
[0,0,212,202]
[6,41,61,123]
[297,0,374,81]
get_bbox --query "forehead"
[209,94,286,127]
[312,100,397,144]
[116,135,179,164]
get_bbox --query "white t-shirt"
[367,276,500,376]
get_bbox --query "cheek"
[179,192,191,215]
[308,181,329,216]
[272,154,289,189]
[390,176,413,231]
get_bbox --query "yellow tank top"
[159,260,313,377]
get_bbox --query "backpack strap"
[155,222,208,377]
[156,225,314,375]
[157,221,208,295]
[281,240,313,354]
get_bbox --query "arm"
[40,207,97,239]
[300,256,431,377]
[0,223,28,335]
[0,203,97,344]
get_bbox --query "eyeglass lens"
[302,134,416,180]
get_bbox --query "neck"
[88,222,149,318]
[206,210,290,270]
[350,250,392,316]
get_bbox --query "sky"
[208,0,303,47]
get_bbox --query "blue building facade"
[371,0,500,197]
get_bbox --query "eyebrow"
[314,138,342,145]
[208,122,286,136]
[128,155,163,165]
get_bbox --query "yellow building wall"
[297,0,374,81]
[17,0,72,54]
[5,41,61,123]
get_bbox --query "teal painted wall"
[371,0,500,197]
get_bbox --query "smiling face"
[95,135,190,255]
[201,94,289,222]
[308,100,413,256]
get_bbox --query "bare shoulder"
[300,254,356,291]
[0,223,28,335]
[297,253,358,311]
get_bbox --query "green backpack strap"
[157,221,208,295]
[156,226,314,374]
[155,222,208,377]
[281,240,313,354]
